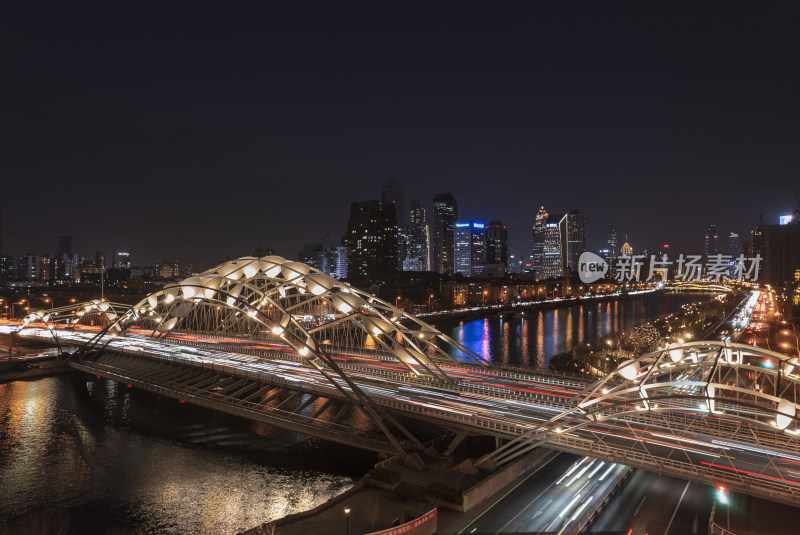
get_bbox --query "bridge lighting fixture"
[717,485,728,504]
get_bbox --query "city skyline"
[2,3,799,265]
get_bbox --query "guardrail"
[573,466,633,531]
[708,503,738,535]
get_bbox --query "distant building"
[542,216,563,279]
[728,232,742,258]
[472,263,505,279]
[39,254,52,282]
[607,225,618,257]
[405,200,430,271]
[431,193,458,274]
[558,210,586,275]
[531,206,548,279]
[19,254,38,281]
[57,235,73,257]
[402,256,426,272]
[117,251,131,269]
[763,215,800,284]
[0,255,13,280]
[382,179,406,269]
[621,242,633,256]
[598,248,614,264]
[381,179,405,228]
[706,223,719,257]
[346,200,398,281]
[454,222,486,277]
[299,242,328,273]
[333,246,348,279]
[485,220,509,274]
[155,259,180,279]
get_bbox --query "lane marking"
[664,481,691,535]
[633,496,647,517]
[459,452,561,533]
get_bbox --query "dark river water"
[0,291,709,534]
[445,292,708,367]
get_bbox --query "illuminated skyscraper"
[706,223,719,256]
[558,209,586,274]
[728,232,741,258]
[485,220,509,273]
[346,200,398,281]
[454,222,485,276]
[607,224,618,256]
[542,215,563,279]
[431,193,458,274]
[531,206,548,278]
[405,200,430,271]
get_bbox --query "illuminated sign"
[780,215,793,225]
[472,222,485,229]
[455,223,469,228]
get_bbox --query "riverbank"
[421,287,664,328]
[548,289,745,375]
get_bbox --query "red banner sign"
[365,508,437,535]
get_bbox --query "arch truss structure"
[18,256,488,454]
[23,256,485,377]
[485,340,800,503]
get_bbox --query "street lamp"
[344,506,351,535]
[428,293,434,312]
[395,296,401,310]
[483,289,488,306]
[12,299,29,319]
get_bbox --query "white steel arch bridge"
[10,257,800,506]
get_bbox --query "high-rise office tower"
[706,223,719,256]
[431,192,458,274]
[382,180,405,270]
[728,232,742,258]
[381,179,405,228]
[19,254,39,281]
[405,200,430,271]
[57,235,73,257]
[532,206,548,278]
[558,209,586,274]
[346,200,398,281]
[762,212,800,284]
[39,254,52,281]
[485,220,509,273]
[542,216,563,279]
[607,224,618,257]
[333,246,348,279]
[454,222,486,276]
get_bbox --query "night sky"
[2,2,799,268]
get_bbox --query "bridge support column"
[443,429,470,456]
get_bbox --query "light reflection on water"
[0,376,361,534]
[446,292,707,368]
